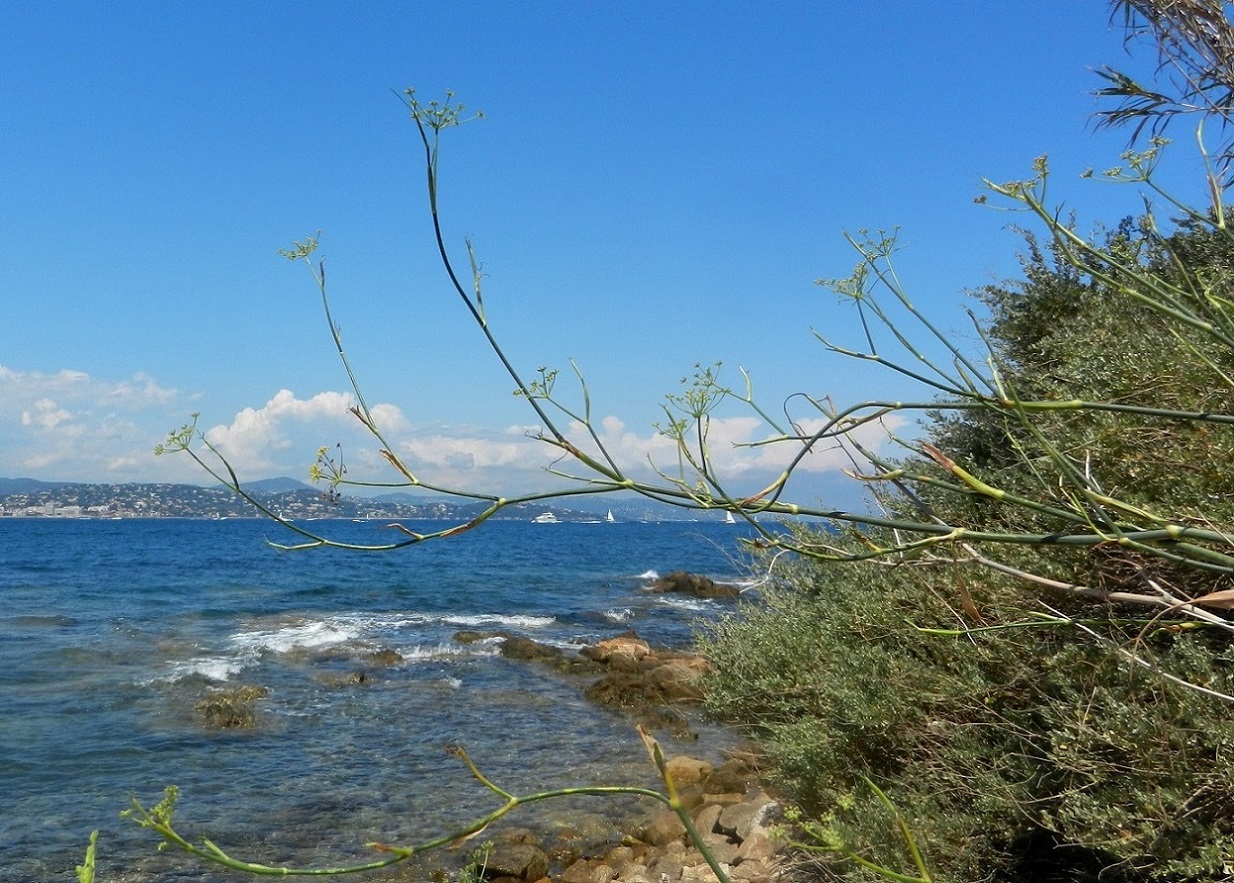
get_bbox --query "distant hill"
[0,477,76,494]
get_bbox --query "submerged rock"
[454,629,511,644]
[500,636,566,663]
[195,684,268,729]
[362,648,404,667]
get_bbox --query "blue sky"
[0,3,1207,504]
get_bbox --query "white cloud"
[202,389,415,477]
[0,364,188,481]
[0,365,171,411]
[99,372,177,407]
[21,398,73,430]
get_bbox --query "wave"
[397,642,499,661]
[158,654,248,683]
[231,619,361,655]
[226,611,556,654]
[654,596,719,612]
[439,613,556,629]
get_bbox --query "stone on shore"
[578,634,655,675]
[665,756,712,788]
[645,571,740,599]
[484,840,550,882]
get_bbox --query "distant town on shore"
[0,477,701,522]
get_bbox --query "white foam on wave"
[231,619,361,655]
[637,570,660,581]
[159,654,246,684]
[533,635,595,652]
[398,642,497,661]
[603,608,635,623]
[655,596,716,612]
[442,613,556,629]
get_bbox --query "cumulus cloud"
[202,389,413,476]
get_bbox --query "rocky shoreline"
[193,572,786,883]
[447,629,785,883]
[479,747,782,883]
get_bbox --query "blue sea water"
[0,517,756,882]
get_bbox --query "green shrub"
[701,214,1234,883]
[703,536,1234,880]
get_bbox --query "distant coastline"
[0,477,708,522]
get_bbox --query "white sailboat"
[724,511,737,524]
[605,509,616,523]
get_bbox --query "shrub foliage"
[702,214,1234,882]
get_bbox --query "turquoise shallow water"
[0,517,755,881]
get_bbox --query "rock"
[483,842,549,882]
[362,648,404,666]
[499,636,565,663]
[640,809,687,847]
[648,851,685,882]
[585,663,710,709]
[616,867,652,883]
[717,794,777,841]
[698,793,745,810]
[550,811,620,849]
[701,765,749,795]
[665,756,712,788]
[735,833,778,865]
[496,827,540,845]
[680,865,723,883]
[692,804,724,838]
[646,571,740,599]
[562,859,615,883]
[581,634,652,665]
[697,833,740,865]
[453,629,510,644]
[584,671,663,708]
[674,785,706,815]
[730,859,772,881]
[603,845,636,873]
[195,684,268,729]
[646,663,707,702]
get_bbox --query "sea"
[0,516,759,882]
